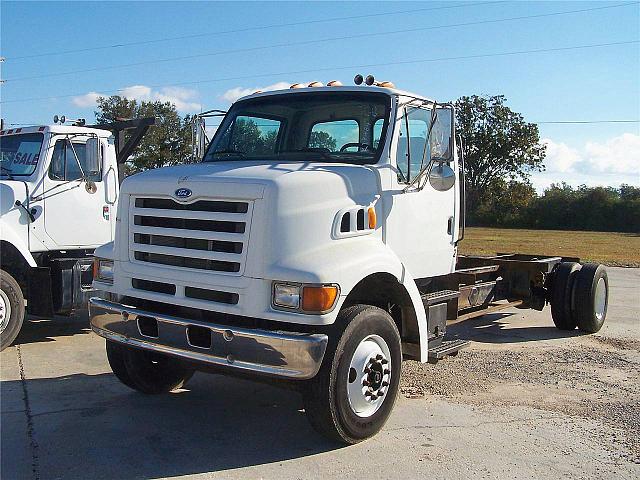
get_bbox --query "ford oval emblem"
[175,188,192,199]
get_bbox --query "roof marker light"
[290,83,304,89]
[377,81,395,88]
[327,80,343,87]
[308,81,324,87]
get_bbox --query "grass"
[458,227,640,267]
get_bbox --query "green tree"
[309,131,337,151]
[95,96,192,175]
[455,95,546,221]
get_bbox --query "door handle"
[447,216,454,235]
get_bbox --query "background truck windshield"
[0,133,44,176]
[203,92,391,165]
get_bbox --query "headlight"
[272,283,301,309]
[93,258,114,284]
[272,282,339,314]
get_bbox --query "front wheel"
[303,305,402,444]
[106,340,195,394]
[0,269,25,351]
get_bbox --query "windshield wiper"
[1,165,15,179]
[280,149,334,161]
[211,150,245,157]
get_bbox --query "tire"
[0,269,25,351]
[303,305,402,444]
[106,340,194,394]
[550,262,581,330]
[573,263,608,334]
[105,340,137,389]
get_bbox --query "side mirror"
[430,107,453,162]
[429,162,456,191]
[85,137,102,179]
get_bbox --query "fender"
[0,222,37,267]
[266,236,429,361]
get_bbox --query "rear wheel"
[573,263,608,333]
[550,262,581,330]
[303,305,402,444]
[105,340,194,394]
[0,269,25,351]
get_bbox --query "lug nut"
[382,381,389,387]
[384,369,390,375]
[362,380,370,387]
[376,354,383,360]
[377,392,385,398]
[365,391,374,397]
[364,367,371,374]
[381,359,388,365]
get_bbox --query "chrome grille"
[130,196,251,276]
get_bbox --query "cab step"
[422,289,460,305]
[427,339,470,364]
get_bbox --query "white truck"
[0,117,154,350]
[89,77,609,443]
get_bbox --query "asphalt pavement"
[1,267,638,480]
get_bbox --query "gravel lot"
[1,267,638,479]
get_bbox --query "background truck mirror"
[85,137,101,177]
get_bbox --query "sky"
[1,0,638,191]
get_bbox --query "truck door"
[42,136,112,247]
[383,104,457,278]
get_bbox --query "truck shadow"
[447,312,583,344]
[13,311,91,346]
[1,371,339,479]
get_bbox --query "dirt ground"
[401,336,640,463]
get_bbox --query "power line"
[1,39,637,105]
[4,1,502,61]
[535,120,640,124]
[6,120,638,128]
[4,2,637,83]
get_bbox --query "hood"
[0,180,28,218]
[120,161,378,202]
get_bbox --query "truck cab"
[0,118,153,349]
[89,78,609,443]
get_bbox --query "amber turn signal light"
[301,285,339,313]
[368,207,377,229]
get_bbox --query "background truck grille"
[130,196,252,275]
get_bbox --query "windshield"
[203,92,391,165]
[0,133,44,177]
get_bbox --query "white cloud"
[71,85,201,112]
[542,134,639,175]
[220,82,291,103]
[533,134,640,191]
[72,92,101,108]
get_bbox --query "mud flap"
[27,267,55,318]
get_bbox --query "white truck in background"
[89,76,609,443]
[0,117,154,350]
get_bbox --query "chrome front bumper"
[89,298,328,379]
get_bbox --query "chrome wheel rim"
[0,289,11,335]
[594,277,607,321]
[346,334,391,418]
